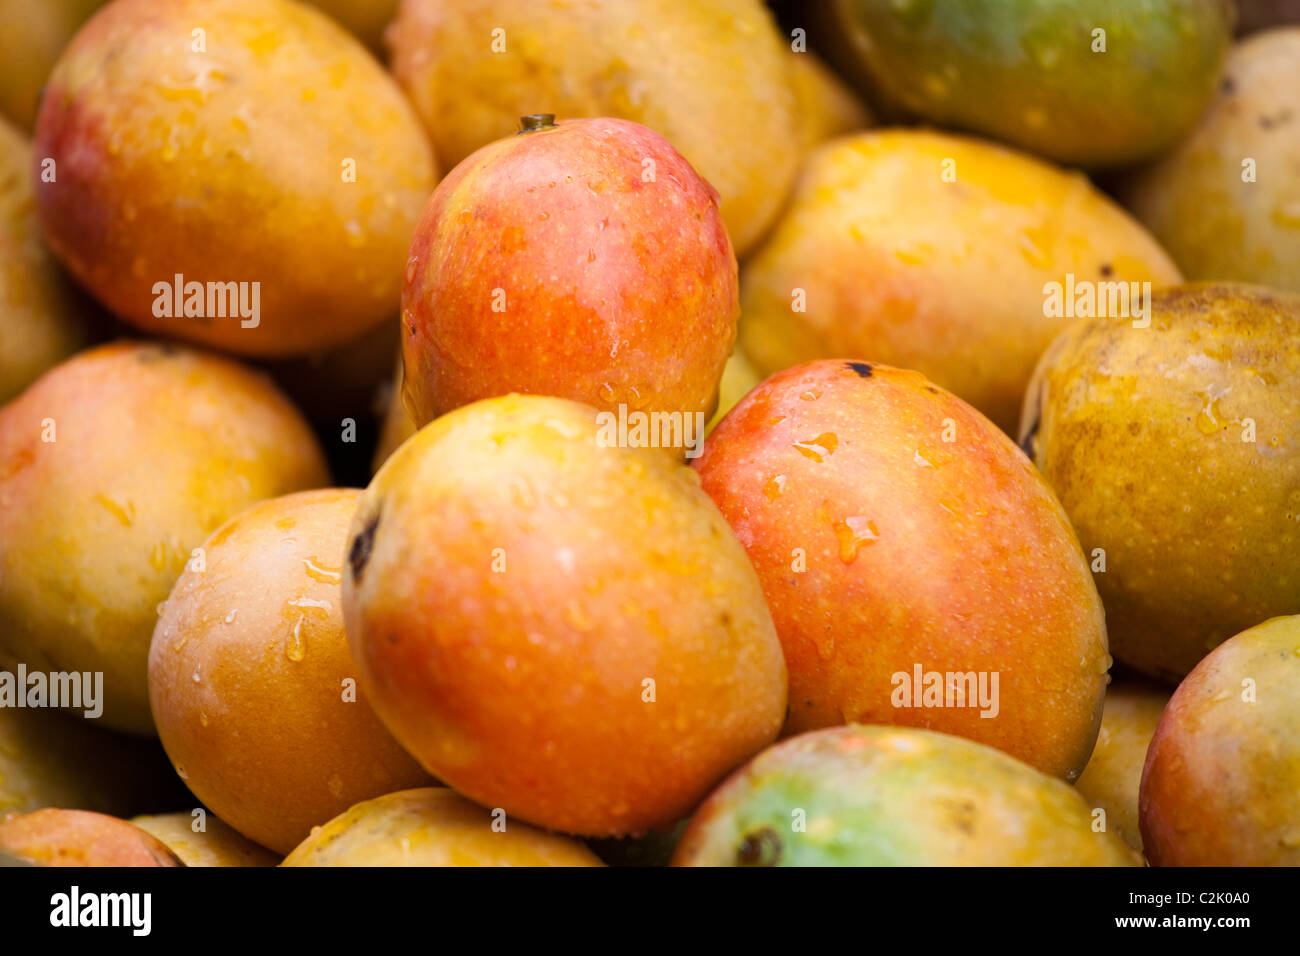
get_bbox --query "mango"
[0,808,183,866]
[1121,28,1300,293]
[387,0,798,256]
[695,360,1108,781]
[0,0,106,131]
[149,489,430,854]
[1021,283,1300,680]
[33,0,435,356]
[401,116,736,440]
[1073,679,1169,853]
[673,725,1139,866]
[343,395,788,836]
[739,130,1180,433]
[282,788,604,867]
[821,0,1233,167]
[0,342,329,733]
[1140,615,1300,865]
[131,812,279,867]
[0,116,98,404]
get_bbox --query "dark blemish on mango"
[1019,415,1040,461]
[846,361,873,378]
[1099,263,1113,278]
[736,827,782,866]
[349,511,381,582]
[1220,76,1236,95]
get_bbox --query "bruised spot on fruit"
[1220,75,1236,95]
[1099,263,1114,278]
[349,511,381,583]
[736,827,781,866]
[1019,414,1040,461]
[846,361,873,378]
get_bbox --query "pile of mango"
[0,0,1297,868]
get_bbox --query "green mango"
[823,0,1234,166]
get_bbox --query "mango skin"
[282,788,604,867]
[705,351,761,437]
[0,116,99,404]
[0,707,188,818]
[148,489,430,854]
[402,117,736,432]
[740,130,1181,434]
[825,0,1233,167]
[0,0,106,131]
[32,0,436,356]
[1140,615,1300,866]
[0,342,329,734]
[131,812,279,867]
[305,0,397,49]
[371,358,417,474]
[387,0,798,257]
[1121,29,1300,293]
[673,726,1140,866]
[695,360,1108,781]
[1021,283,1300,680]
[343,395,788,837]
[1073,679,1169,853]
[787,52,872,153]
[0,808,183,866]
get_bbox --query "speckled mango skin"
[1121,29,1300,294]
[1140,615,1300,865]
[343,395,788,837]
[1020,283,1300,681]
[673,726,1140,866]
[131,812,279,867]
[32,0,435,356]
[0,116,98,404]
[739,130,1181,434]
[694,360,1108,781]
[149,489,429,854]
[0,808,183,866]
[0,342,329,735]
[387,0,798,257]
[0,707,187,818]
[825,0,1233,167]
[1073,679,1170,853]
[401,117,736,431]
[282,788,604,867]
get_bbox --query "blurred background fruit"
[0,116,103,404]
[1140,614,1300,865]
[33,0,435,356]
[1121,28,1300,293]
[388,0,799,256]
[0,706,189,817]
[0,808,183,866]
[282,788,605,866]
[131,812,279,867]
[1073,678,1170,853]
[673,725,1140,866]
[1022,283,1300,680]
[739,130,1181,434]
[0,0,107,131]
[0,342,329,734]
[813,0,1234,167]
